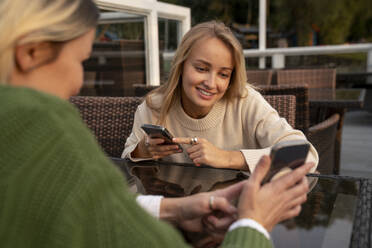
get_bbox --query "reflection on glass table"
[309,88,366,109]
[111,158,372,248]
[271,174,371,248]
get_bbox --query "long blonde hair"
[147,21,249,125]
[0,0,99,83]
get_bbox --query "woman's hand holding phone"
[134,124,183,160]
[173,137,246,169]
[143,135,183,159]
[237,155,314,232]
[262,140,310,184]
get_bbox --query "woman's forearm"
[227,151,249,171]
[159,197,182,225]
[136,195,182,225]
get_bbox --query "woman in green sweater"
[0,0,313,247]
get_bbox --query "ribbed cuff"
[136,195,164,218]
[229,218,270,240]
[122,143,152,162]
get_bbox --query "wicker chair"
[308,113,340,174]
[259,84,309,135]
[263,95,296,128]
[247,70,273,86]
[70,96,143,158]
[277,69,336,89]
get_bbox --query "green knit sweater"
[0,85,272,248]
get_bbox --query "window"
[158,18,181,83]
[82,10,146,96]
[81,0,190,96]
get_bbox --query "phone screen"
[262,140,310,184]
[141,124,182,149]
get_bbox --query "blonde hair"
[0,0,99,83]
[147,21,249,125]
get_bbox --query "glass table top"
[309,88,366,109]
[111,158,372,248]
[272,175,360,248]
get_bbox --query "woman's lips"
[196,87,215,100]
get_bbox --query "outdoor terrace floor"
[340,110,372,178]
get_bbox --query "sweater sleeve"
[223,227,272,248]
[39,102,272,248]
[51,161,273,248]
[3,101,191,248]
[0,86,273,248]
[121,102,154,162]
[240,89,318,173]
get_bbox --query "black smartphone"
[262,140,310,184]
[141,124,182,149]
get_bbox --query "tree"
[347,0,372,42]
[270,0,372,45]
[159,0,251,25]
[160,0,372,46]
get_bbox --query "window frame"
[95,0,190,86]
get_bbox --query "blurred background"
[161,0,372,75]
[80,0,372,177]
[82,0,372,96]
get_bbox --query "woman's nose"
[203,73,217,89]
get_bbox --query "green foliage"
[347,0,372,42]
[270,0,324,45]
[159,0,254,25]
[330,53,366,62]
[160,0,372,45]
[316,0,357,44]
[268,0,372,45]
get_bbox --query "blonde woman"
[123,21,318,194]
[0,0,314,247]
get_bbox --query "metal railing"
[165,43,372,69]
[163,43,372,84]
[243,43,372,71]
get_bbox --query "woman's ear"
[14,42,56,72]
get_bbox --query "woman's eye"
[195,66,207,72]
[220,72,230,78]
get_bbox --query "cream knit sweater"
[123,87,318,194]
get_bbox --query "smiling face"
[181,37,234,118]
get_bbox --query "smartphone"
[262,140,310,184]
[141,124,182,149]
